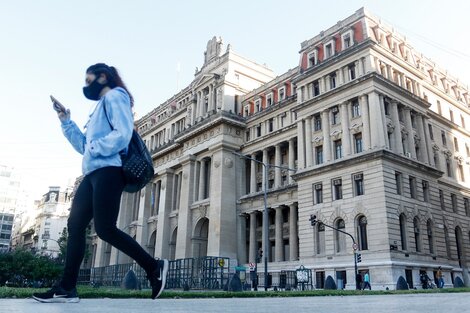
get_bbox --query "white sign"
[249,263,256,270]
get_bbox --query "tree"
[57,227,68,264]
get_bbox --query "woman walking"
[33,63,168,303]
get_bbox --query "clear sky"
[1,0,469,201]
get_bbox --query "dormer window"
[308,50,318,67]
[278,87,286,101]
[255,99,261,112]
[324,40,335,58]
[266,93,273,106]
[342,31,353,49]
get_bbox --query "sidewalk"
[3,292,470,313]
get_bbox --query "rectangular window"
[454,137,459,152]
[351,98,360,117]
[245,131,250,141]
[441,131,447,146]
[449,109,454,123]
[458,164,465,182]
[461,114,466,129]
[256,125,261,137]
[395,172,403,195]
[446,159,452,177]
[334,139,342,159]
[348,63,356,80]
[439,189,445,210]
[464,198,470,217]
[313,183,323,204]
[428,124,434,140]
[325,43,333,58]
[332,178,343,200]
[466,144,470,157]
[268,118,274,132]
[266,94,273,106]
[353,173,364,196]
[342,33,351,49]
[409,176,417,199]
[312,80,320,96]
[451,193,457,213]
[354,133,363,153]
[329,72,337,89]
[384,99,390,115]
[331,107,340,125]
[308,51,317,67]
[315,145,323,165]
[279,87,286,101]
[314,114,322,131]
[437,100,442,115]
[422,180,429,202]
[255,100,261,112]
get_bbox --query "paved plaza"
[2,293,470,313]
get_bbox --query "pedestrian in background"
[362,272,371,290]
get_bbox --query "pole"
[263,163,269,291]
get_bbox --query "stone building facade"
[92,8,470,290]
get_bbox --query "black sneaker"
[148,259,169,299]
[32,285,80,303]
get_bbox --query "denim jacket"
[61,87,133,175]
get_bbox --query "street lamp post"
[309,214,359,288]
[232,151,296,291]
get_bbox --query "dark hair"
[86,63,134,106]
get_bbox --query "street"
[2,292,469,313]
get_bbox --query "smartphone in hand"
[50,95,67,113]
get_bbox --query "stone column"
[289,203,298,261]
[262,149,268,190]
[238,214,248,264]
[198,160,206,200]
[175,155,196,258]
[250,153,257,193]
[423,116,435,166]
[155,169,174,259]
[322,110,331,161]
[297,120,305,169]
[288,138,295,184]
[358,58,364,76]
[319,77,326,93]
[275,144,282,188]
[249,211,257,263]
[305,116,313,167]
[338,68,344,85]
[359,94,370,151]
[208,84,213,113]
[341,101,351,156]
[368,92,386,148]
[275,207,284,262]
[390,100,404,155]
[403,107,416,159]
[378,94,390,149]
[198,91,203,120]
[416,113,429,164]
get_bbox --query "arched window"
[427,220,434,254]
[316,223,325,254]
[399,214,407,250]
[335,219,346,253]
[357,215,368,250]
[413,217,421,252]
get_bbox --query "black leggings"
[61,166,157,290]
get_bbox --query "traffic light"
[309,214,317,226]
[257,249,263,262]
[356,253,362,263]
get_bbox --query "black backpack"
[103,102,154,193]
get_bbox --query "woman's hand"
[58,109,71,123]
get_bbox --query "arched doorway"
[192,218,209,258]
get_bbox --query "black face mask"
[83,77,106,100]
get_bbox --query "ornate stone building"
[92,8,470,290]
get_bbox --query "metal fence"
[78,256,230,290]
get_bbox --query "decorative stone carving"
[387,121,395,133]
[330,130,342,140]
[350,123,363,134]
[443,150,453,159]
[455,155,464,165]
[432,144,440,152]
[214,159,221,168]
[224,157,233,168]
[313,136,323,145]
